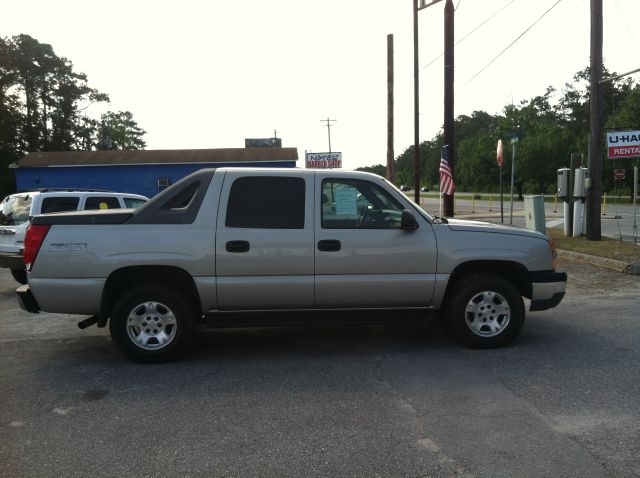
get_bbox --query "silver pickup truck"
[17,168,566,362]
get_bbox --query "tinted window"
[84,197,121,210]
[321,179,404,229]
[41,197,80,213]
[226,177,305,229]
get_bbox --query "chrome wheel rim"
[126,301,177,350]
[464,290,511,337]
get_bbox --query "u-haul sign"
[607,130,640,159]
[305,152,342,169]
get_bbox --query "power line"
[464,0,564,86]
[613,0,635,40]
[420,0,518,71]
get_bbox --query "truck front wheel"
[109,285,196,362]
[447,274,525,348]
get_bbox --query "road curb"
[557,249,640,275]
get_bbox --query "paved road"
[1,263,639,477]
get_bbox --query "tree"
[376,66,638,201]
[356,164,386,177]
[0,34,147,197]
[98,111,147,150]
[455,111,501,192]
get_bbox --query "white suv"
[0,189,148,283]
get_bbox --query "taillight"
[24,224,51,271]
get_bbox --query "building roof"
[13,148,298,168]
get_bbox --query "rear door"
[314,175,438,309]
[215,170,315,310]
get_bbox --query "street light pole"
[413,0,444,205]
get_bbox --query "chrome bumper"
[529,271,567,311]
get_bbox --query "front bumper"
[529,271,567,311]
[16,284,41,313]
[0,252,24,269]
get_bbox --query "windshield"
[0,195,32,226]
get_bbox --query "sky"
[2,0,639,170]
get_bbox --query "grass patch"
[547,228,639,263]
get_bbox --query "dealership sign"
[607,130,640,159]
[305,152,342,168]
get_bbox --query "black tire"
[10,268,27,285]
[109,285,197,363]
[447,274,525,348]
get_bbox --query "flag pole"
[497,139,504,223]
[500,164,503,223]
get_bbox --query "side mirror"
[401,209,419,230]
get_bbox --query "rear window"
[41,197,80,213]
[226,177,305,229]
[84,196,121,210]
[0,195,32,225]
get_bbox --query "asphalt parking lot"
[1,261,639,477]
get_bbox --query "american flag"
[439,144,455,196]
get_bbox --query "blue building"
[11,148,298,198]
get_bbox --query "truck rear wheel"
[109,285,196,363]
[447,274,525,348]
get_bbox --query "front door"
[315,176,437,309]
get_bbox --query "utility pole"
[387,34,395,182]
[586,0,603,240]
[320,118,336,153]
[442,0,454,217]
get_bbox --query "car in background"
[420,186,429,192]
[400,185,411,192]
[0,189,148,284]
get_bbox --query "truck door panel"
[315,176,437,308]
[215,172,315,310]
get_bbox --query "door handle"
[317,239,341,252]
[226,240,250,253]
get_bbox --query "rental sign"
[607,130,640,159]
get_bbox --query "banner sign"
[607,130,640,159]
[305,152,342,169]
